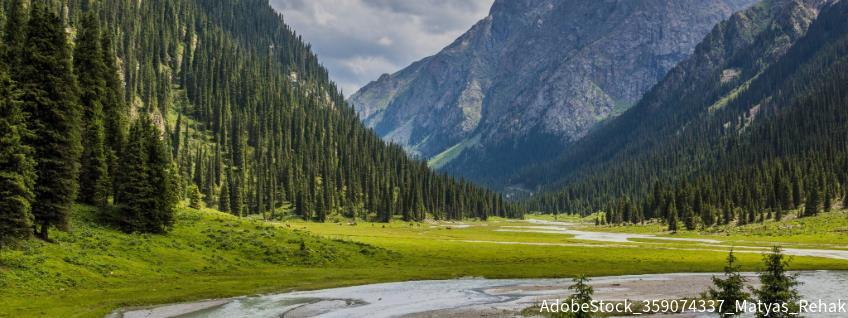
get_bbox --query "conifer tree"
[3,0,27,69]
[823,187,832,212]
[0,54,35,246]
[803,181,819,217]
[100,33,126,183]
[230,174,244,217]
[218,170,231,213]
[188,184,201,209]
[753,247,800,318]
[567,275,594,318]
[144,117,177,232]
[708,250,750,315]
[667,200,678,233]
[114,117,153,231]
[18,3,82,240]
[75,12,109,206]
[684,205,696,231]
[114,116,175,233]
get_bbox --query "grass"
[575,210,848,247]
[1,207,847,317]
[427,134,480,170]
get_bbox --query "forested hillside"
[520,0,848,228]
[0,0,520,246]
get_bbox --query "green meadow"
[2,206,846,318]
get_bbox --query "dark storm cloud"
[269,0,494,96]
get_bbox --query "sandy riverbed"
[109,271,848,318]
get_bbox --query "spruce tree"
[114,117,153,231]
[18,3,82,240]
[114,116,175,233]
[708,250,750,315]
[144,116,177,232]
[667,200,678,233]
[803,182,819,217]
[3,0,27,69]
[753,247,801,318]
[0,55,35,246]
[75,12,109,206]
[218,170,231,213]
[567,275,594,318]
[100,33,126,185]
[188,184,201,209]
[823,187,832,212]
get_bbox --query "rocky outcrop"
[349,0,758,183]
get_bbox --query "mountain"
[518,0,847,225]
[349,0,757,184]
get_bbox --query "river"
[110,270,848,318]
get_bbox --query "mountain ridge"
[350,0,758,184]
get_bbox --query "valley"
[2,205,847,317]
[1,0,847,317]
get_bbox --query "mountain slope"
[349,0,757,184]
[1,0,520,222]
[519,0,847,224]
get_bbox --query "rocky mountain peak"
[349,0,759,185]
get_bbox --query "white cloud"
[270,0,494,96]
[377,36,393,46]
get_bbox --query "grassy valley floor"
[1,206,847,317]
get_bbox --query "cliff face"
[349,0,757,183]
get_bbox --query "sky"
[269,0,495,97]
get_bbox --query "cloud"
[270,0,494,96]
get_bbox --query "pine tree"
[667,200,678,233]
[114,116,175,233]
[3,0,27,69]
[114,117,153,231]
[75,12,109,206]
[753,247,801,318]
[218,170,231,213]
[803,182,819,217]
[708,250,750,315]
[189,184,202,209]
[684,205,696,231]
[823,187,832,212]
[100,33,126,187]
[144,117,177,233]
[230,174,244,217]
[0,55,35,246]
[566,275,594,318]
[18,3,82,240]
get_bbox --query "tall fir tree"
[566,275,594,318]
[114,115,175,233]
[0,51,36,246]
[99,32,126,189]
[803,181,819,217]
[218,169,231,213]
[3,0,27,69]
[75,12,109,206]
[708,250,750,316]
[113,116,153,231]
[17,2,82,240]
[753,247,801,318]
[667,200,678,233]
